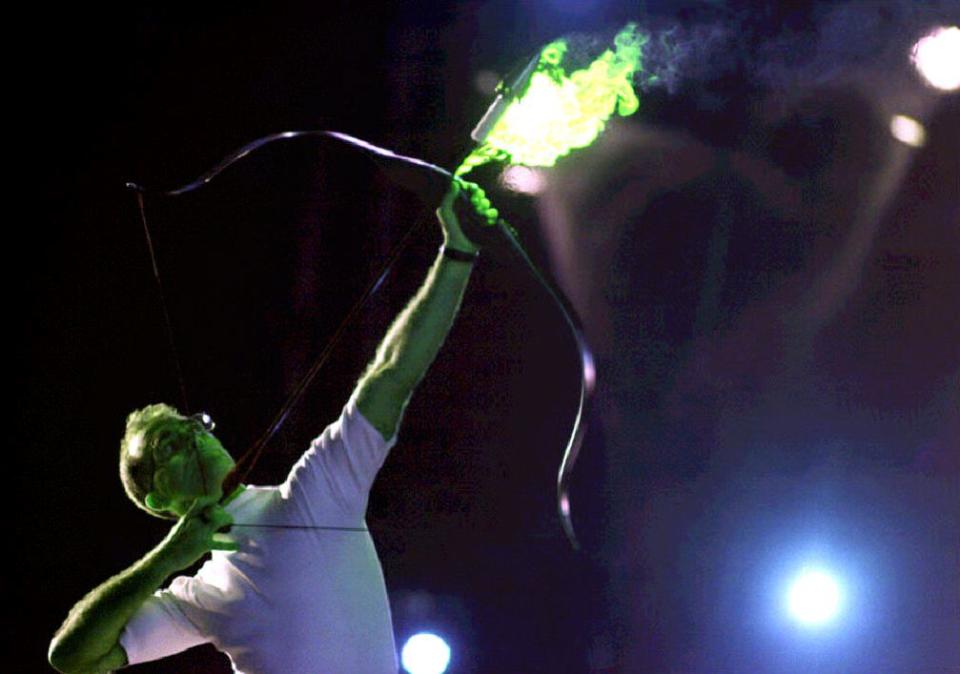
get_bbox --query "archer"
[49,180,495,674]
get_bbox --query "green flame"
[456,23,646,178]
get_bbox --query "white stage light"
[401,632,452,674]
[911,26,960,91]
[501,165,548,195]
[889,115,926,148]
[787,567,842,626]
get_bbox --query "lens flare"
[911,26,960,92]
[889,114,926,148]
[500,166,548,194]
[787,567,842,626]
[401,632,451,674]
[457,23,646,177]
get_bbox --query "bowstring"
[224,213,427,495]
[135,189,191,413]
[231,523,371,532]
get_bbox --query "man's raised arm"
[354,180,492,440]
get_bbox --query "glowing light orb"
[787,568,842,626]
[401,632,451,674]
[500,166,548,194]
[889,115,926,147]
[911,26,960,91]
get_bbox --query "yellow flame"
[458,23,645,177]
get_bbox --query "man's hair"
[119,403,190,520]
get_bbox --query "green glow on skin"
[457,23,646,178]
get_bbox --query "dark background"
[20,1,959,672]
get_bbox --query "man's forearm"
[49,543,177,673]
[355,249,474,438]
[373,250,473,386]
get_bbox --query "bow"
[130,129,594,550]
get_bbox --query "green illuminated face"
[146,418,235,517]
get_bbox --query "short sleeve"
[281,395,397,521]
[119,588,207,665]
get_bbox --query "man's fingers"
[458,180,497,226]
[183,498,208,518]
[202,504,234,531]
[210,533,239,552]
[438,177,498,248]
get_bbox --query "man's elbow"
[48,637,119,674]
[48,637,78,673]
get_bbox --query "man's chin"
[205,483,225,503]
[206,465,234,501]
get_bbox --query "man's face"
[149,416,235,517]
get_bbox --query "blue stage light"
[401,632,452,674]
[786,567,842,626]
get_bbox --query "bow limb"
[557,334,595,551]
[495,220,596,551]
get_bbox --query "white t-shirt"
[120,398,399,673]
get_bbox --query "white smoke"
[621,0,960,92]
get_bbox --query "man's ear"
[145,492,168,513]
